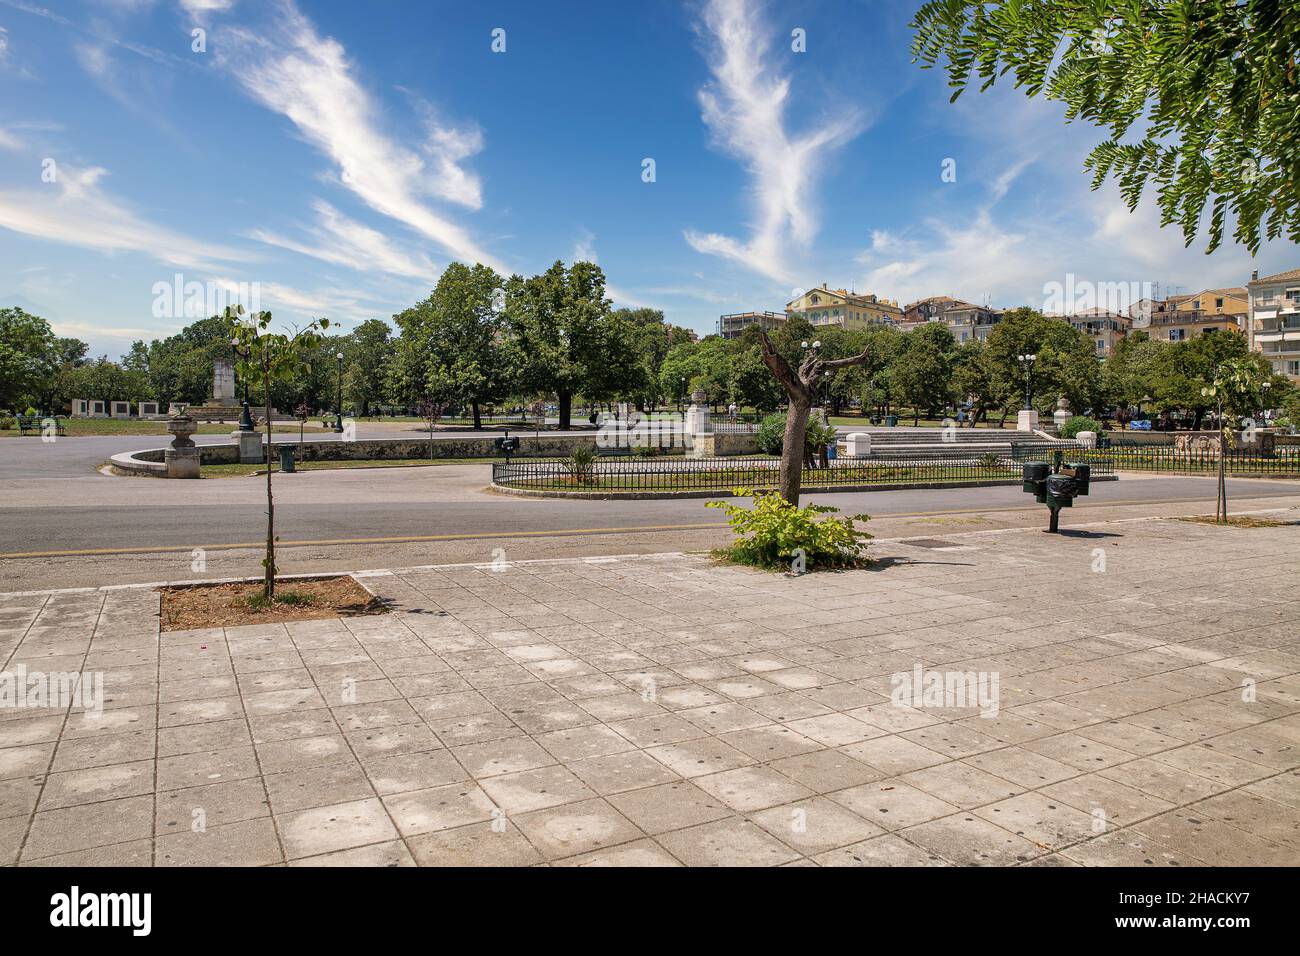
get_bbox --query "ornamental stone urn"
[165,413,201,478]
[1053,395,1072,434]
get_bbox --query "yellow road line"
[2,492,1295,560]
[0,522,730,559]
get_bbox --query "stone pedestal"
[684,388,711,436]
[233,430,264,464]
[1016,409,1040,432]
[165,414,200,479]
[165,446,201,478]
[845,432,872,457]
[1076,430,1097,449]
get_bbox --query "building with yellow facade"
[785,284,902,329]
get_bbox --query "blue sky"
[0,0,1294,359]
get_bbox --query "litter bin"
[884,414,898,427]
[279,445,296,473]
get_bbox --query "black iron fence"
[493,443,1108,493]
[1076,445,1300,476]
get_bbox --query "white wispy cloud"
[684,0,865,283]
[250,199,438,281]
[179,0,234,14]
[0,162,251,270]
[209,0,501,270]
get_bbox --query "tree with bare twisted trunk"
[758,331,873,506]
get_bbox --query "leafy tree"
[229,308,330,600]
[893,322,957,424]
[342,318,392,416]
[1202,357,1270,521]
[729,345,785,414]
[614,308,695,411]
[984,308,1101,424]
[951,339,1011,426]
[584,309,647,411]
[757,331,873,505]
[912,0,1300,253]
[503,260,612,429]
[0,307,58,411]
[393,263,508,428]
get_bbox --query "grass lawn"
[200,456,500,477]
[1,419,330,437]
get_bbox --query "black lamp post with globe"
[231,337,254,432]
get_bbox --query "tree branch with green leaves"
[911,0,1300,253]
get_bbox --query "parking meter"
[493,430,520,465]
[1021,453,1092,532]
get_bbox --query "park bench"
[16,415,67,437]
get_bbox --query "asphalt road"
[0,425,590,479]
[2,464,1297,558]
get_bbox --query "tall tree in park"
[892,322,957,425]
[912,1,1300,253]
[984,309,1102,423]
[585,309,647,411]
[393,263,509,428]
[0,307,59,411]
[341,318,392,417]
[951,340,1011,426]
[503,260,612,429]
[616,308,696,411]
[728,345,784,414]
[228,308,330,601]
[757,331,873,505]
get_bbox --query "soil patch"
[159,576,387,631]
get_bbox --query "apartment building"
[1248,268,1300,381]
[1131,288,1247,342]
[785,284,902,330]
[1061,308,1132,357]
[898,295,1002,343]
[717,311,786,340]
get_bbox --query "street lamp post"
[231,337,253,431]
[333,351,345,433]
[1018,353,1037,411]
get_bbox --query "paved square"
[2,516,1298,866]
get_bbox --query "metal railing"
[492,443,1107,492]
[1079,446,1300,476]
[711,421,759,434]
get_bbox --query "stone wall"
[111,433,609,475]
[689,432,760,457]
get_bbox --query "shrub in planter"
[1060,415,1104,440]
[707,487,872,571]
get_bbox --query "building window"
[1215,297,1224,309]
[1169,329,1185,341]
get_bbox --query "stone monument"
[213,360,236,404]
[186,358,286,424]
